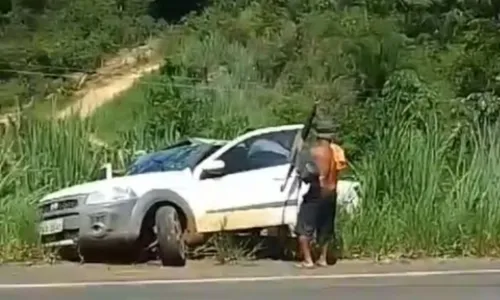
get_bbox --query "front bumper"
[39,196,140,249]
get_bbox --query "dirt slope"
[58,40,164,118]
[57,62,161,118]
[0,41,163,128]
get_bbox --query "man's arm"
[331,144,347,171]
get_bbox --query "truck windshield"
[127,144,203,175]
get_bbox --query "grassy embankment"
[2,2,500,263]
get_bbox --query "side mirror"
[97,163,113,180]
[201,159,226,178]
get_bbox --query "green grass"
[2,102,500,262]
[3,3,500,263]
[91,78,152,143]
[341,117,500,258]
[0,117,103,261]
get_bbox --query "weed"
[189,220,263,265]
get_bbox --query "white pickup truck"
[38,124,360,266]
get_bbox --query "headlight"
[85,187,137,205]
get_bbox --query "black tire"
[155,206,186,266]
[267,226,290,260]
[58,246,80,262]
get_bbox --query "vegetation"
[2,0,500,262]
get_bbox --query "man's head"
[312,119,337,144]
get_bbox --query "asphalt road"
[2,273,500,300]
[1,259,500,300]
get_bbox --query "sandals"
[315,261,328,268]
[294,261,315,269]
[294,261,330,269]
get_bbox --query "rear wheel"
[155,206,186,266]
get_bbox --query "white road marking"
[1,268,500,289]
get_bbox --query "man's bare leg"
[315,193,337,267]
[316,243,329,267]
[297,235,314,268]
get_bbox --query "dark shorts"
[295,192,337,245]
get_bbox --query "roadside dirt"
[0,40,164,146]
[57,62,161,118]
[0,40,164,126]
[57,40,164,119]
[0,258,499,284]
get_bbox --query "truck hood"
[40,170,191,203]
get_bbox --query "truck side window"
[218,129,299,175]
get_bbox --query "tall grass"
[0,116,128,262]
[2,104,500,262]
[0,141,43,261]
[342,114,500,258]
[3,5,500,262]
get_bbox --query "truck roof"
[188,137,228,146]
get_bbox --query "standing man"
[294,120,347,268]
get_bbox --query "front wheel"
[155,206,186,267]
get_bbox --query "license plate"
[39,218,64,235]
